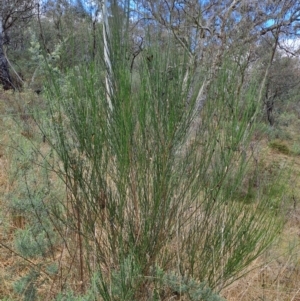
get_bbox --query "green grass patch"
[269,140,291,155]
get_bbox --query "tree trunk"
[266,99,274,126]
[0,19,13,90]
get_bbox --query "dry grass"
[222,223,300,301]
[222,127,300,300]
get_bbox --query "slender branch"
[0,241,52,279]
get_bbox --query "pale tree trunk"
[102,0,113,112]
[0,17,13,90]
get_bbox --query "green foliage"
[269,140,291,155]
[64,263,225,301]
[35,8,282,297]
[14,227,51,258]
[46,263,59,276]
[277,112,296,127]
[291,142,300,156]
[266,126,292,141]
[110,255,142,300]
[3,122,63,299]
[14,269,39,301]
[3,0,98,89]
[3,1,289,300]
[163,272,225,301]
[4,135,59,259]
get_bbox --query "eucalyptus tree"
[260,43,300,125]
[132,0,300,109]
[0,0,36,89]
[37,0,100,72]
[0,15,11,89]
[258,33,300,124]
